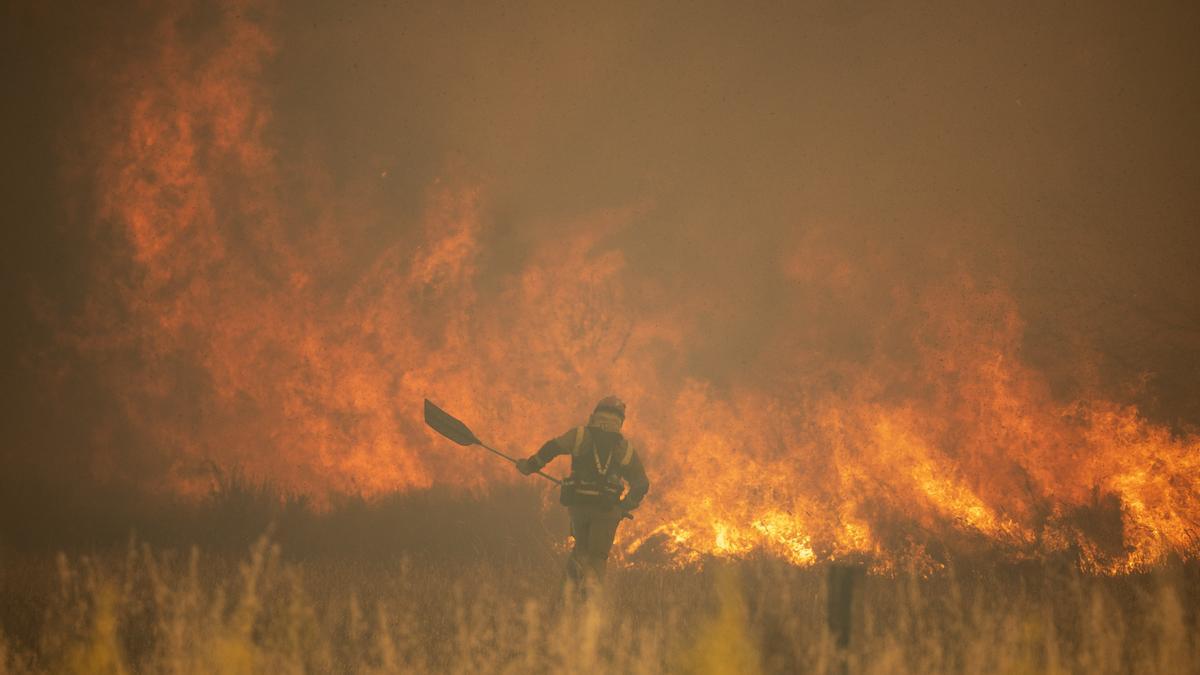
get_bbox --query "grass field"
[1,481,1197,674]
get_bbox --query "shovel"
[423,399,562,485]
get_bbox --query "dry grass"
[1,538,1197,674]
[0,479,1197,673]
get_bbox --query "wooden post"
[826,563,863,650]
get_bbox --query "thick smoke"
[4,0,1200,569]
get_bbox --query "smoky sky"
[274,0,1197,413]
[3,0,1200,494]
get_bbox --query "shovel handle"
[480,443,562,485]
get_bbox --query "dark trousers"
[566,505,623,585]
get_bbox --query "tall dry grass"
[0,536,1197,674]
[0,476,1197,673]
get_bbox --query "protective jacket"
[526,425,650,510]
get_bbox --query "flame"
[58,0,1200,573]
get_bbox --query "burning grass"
[1,481,1197,674]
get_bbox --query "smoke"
[4,0,1200,569]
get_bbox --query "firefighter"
[516,396,650,587]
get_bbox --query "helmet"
[589,396,626,432]
[593,396,626,419]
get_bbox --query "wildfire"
[58,0,1200,574]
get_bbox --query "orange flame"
[62,1,1200,573]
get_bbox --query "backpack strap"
[571,426,587,455]
[621,441,635,467]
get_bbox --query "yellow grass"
[1,533,1197,674]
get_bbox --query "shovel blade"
[424,399,482,446]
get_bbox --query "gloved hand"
[616,499,635,520]
[515,458,536,475]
